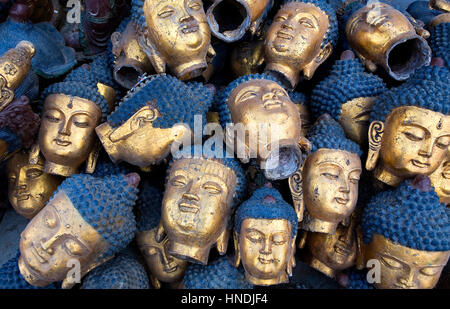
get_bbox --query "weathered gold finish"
[38,93,102,177]
[345,2,431,80]
[303,219,357,278]
[225,79,308,180]
[293,96,312,137]
[264,2,332,87]
[230,41,265,77]
[96,105,192,168]
[97,82,116,112]
[302,148,361,234]
[111,22,153,89]
[18,190,109,288]
[366,106,450,187]
[339,97,376,146]
[0,41,35,112]
[157,158,237,265]
[429,153,450,205]
[430,0,450,12]
[358,234,450,289]
[234,218,296,286]
[138,0,215,81]
[6,151,62,219]
[136,228,188,289]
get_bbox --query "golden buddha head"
[300,116,362,234]
[366,65,450,187]
[219,74,309,180]
[304,218,357,278]
[135,183,188,288]
[18,173,139,288]
[6,150,62,219]
[131,0,215,80]
[290,91,312,136]
[343,1,431,80]
[157,145,247,265]
[358,178,450,289]
[310,51,386,146]
[264,0,338,87]
[96,74,213,168]
[234,186,298,286]
[429,153,450,205]
[206,0,273,42]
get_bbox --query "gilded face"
[96,105,191,168]
[339,97,376,145]
[7,152,62,219]
[303,149,361,223]
[429,155,450,205]
[18,190,107,287]
[143,0,210,71]
[39,94,102,175]
[379,106,450,178]
[364,234,450,289]
[307,223,357,272]
[264,2,330,81]
[136,229,188,284]
[227,79,302,177]
[161,159,236,263]
[239,218,294,285]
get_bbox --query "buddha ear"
[150,274,162,289]
[138,31,166,74]
[355,225,366,270]
[303,42,333,80]
[28,142,40,165]
[109,105,158,142]
[287,235,297,276]
[297,229,308,249]
[85,139,101,174]
[216,225,230,255]
[155,220,166,243]
[289,166,304,223]
[366,121,384,171]
[233,230,241,268]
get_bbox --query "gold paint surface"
[230,41,265,77]
[7,151,62,219]
[264,2,331,86]
[161,158,237,265]
[19,190,109,287]
[95,105,191,168]
[136,229,188,288]
[302,149,361,233]
[238,218,295,286]
[339,97,376,146]
[38,94,102,177]
[429,153,450,205]
[97,82,116,112]
[363,234,450,289]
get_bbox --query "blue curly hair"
[370,65,450,122]
[346,269,375,289]
[130,0,148,32]
[283,0,339,50]
[362,180,450,251]
[217,74,282,127]
[81,253,149,289]
[91,160,130,178]
[107,74,214,129]
[235,187,298,239]
[430,23,450,69]
[0,252,58,289]
[184,256,252,289]
[307,116,362,156]
[171,143,247,207]
[135,183,163,232]
[289,91,308,105]
[310,58,386,120]
[55,174,138,258]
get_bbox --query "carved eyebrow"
[401,122,430,136]
[235,87,261,102]
[245,228,265,236]
[317,161,343,170]
[299,13,319,27]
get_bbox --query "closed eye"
[74,121,90,128]
[420,266,443,276]
[246,230,264,243]
[403,132,423,142]
[45,114,60,123]
[237,91,258,102]
[299,17,314,28]
[170,175,187,187]
[322,173,338,180]
[380,255,404,270]
[158,6,175,18]
[275,15,287,22]
[188,1,202,10]
[26,168,43,179]
[202,181,222,194]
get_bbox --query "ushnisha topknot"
[0,252,58,289]
[135,183,163,232]
[362,180,450,252]
[81,253,150,289]
[307,115,362,156]
[235,186,298,239]
[283,0,339,50]
[184,256,253,289]
[172,143,247,207]
[55,173,139,258]
[429,23,450,68]
[310,58,386,120]
[370,65,450,123]
[217,73,282,127]
[107,74,214,129]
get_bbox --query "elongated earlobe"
[216,226,230,255]
[289,166,304,222]
[287,236,297,276]
[28,142,40,164]
[303,42,332,80]
[366,121,384,171]
[233,230,241,267]
[85,140,101,174]
[355,226,366,270]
